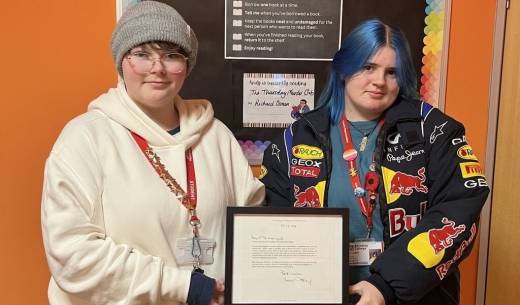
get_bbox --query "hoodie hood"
[88,82,214,148]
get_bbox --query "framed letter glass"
[225,207,349,305]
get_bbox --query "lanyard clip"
[189,209,201,226]
[189,209,201,238]
[192,236,204,273]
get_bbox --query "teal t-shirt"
[328,120,384,284]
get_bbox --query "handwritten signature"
[280,270,312,286]
[251,235,284,241]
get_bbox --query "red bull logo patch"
[457,145,478,161]
[293,181,326,208]
[460,162,484,178]
[435,224,477,280]
[292,145,324,160]
[382,167,428,204]
[428,217,465,254]
[407,217,466,268]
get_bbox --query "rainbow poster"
[420,0,451,108]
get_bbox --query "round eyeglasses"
[126,51,188,74]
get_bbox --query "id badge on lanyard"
[349,239,384,266]
[130,131,216,272]
[175,237,216,266]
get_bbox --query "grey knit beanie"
[111,1,198,76]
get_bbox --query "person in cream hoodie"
[41,2,264,305]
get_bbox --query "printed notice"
[225,0,343,60]
[243,73,315,128]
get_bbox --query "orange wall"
[444,1,496,305]
[0,0,496,304]
[0,1,116,304]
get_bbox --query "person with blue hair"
[261,19,489,305]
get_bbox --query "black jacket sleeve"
[260,129,292,206]
[368,109,490,304]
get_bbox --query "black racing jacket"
[260,97,490,305]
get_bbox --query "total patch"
[290,165,320,178]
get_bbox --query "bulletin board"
[116,0,451,165]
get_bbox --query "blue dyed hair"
[318,19,418,124]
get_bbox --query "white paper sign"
[243,73,315,128]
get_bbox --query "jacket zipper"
[299,115,332,207]
[376,117,423,247]
[375,122,390,246]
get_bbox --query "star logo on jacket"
[429,121,447,144]
[407,217,465,268]
[271,144,281,162]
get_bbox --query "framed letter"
[225,207,349,305]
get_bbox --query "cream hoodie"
[41,83,265,305]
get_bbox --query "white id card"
[174,237,216,266]
[349,240,384,266]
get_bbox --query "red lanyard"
[130,131,200,229]
[185,149,197,211]
[339,117,382,236]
